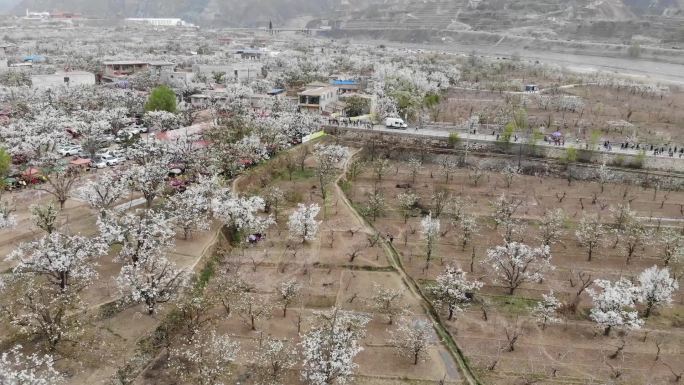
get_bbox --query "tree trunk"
[587,247,593,262]
[644,303,652,318]
[60,271,68,290]
[604,325,611,336]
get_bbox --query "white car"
[385,117,408,129]
[90,158,108,169]
[57,145,83,156]
[127,125,148,135]
[95,148,113,158]
[100,154,124,167]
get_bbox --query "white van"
[385,117,408,129]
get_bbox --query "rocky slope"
[10,0,684,31]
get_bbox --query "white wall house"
[31,71,95,89]
[193,63,263,81]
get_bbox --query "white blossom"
[389,318,432,365]
[165,177,218,239]
[288,203,320,242]
[142,110,180,132]
[98,209,175,264]
[313,144,348,200]
[116,252,187,315]
[248,336,297,385]
[169,330,239,385]
[588,278,643,335]
[75,171,128,215]
[300,309,369,385]
[370,284,404,325]
[575,214,605,261]
[538,208,566,247]
[421,212,440,265]
[212,192,275,235]
[8,232,106,290]
[0,345,62,385]
[278,279,302,317]
[430,266,482,320]
[636,265,678,317]
[531,291,561,329]
[483,242,553,295]
[0,198,18,230]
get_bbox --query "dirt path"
[333,149,478,385]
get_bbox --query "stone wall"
[323,126,684,173]
[326,127,684,189]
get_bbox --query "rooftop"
[103,60,149,66]
[332,80,358,85]
[299,86,337,96]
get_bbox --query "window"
[63,77,70,83]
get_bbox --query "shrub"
[628,150,646,169]
[448,132,460,148]
[144,85,177,113]
[562,147,577,164]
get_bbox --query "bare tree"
[504,323,522,352]
[39,165,80,209]
[248,335,298,385]
[214,267,252,316]
[566,270,593,314]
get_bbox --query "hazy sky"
[0,0,21,13]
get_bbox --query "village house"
[193,63,264,81]
[298,83,339,113]
[31,71,96,89]
[101,60,175,82]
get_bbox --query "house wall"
[31,72,95,89]
[193,63,263,80]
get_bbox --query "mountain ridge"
[9,0,684,30]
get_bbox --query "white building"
[298,85,339,113]
[31,71,95,90]
[193,63,263,81]
[125,18,193,27]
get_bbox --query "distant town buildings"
[23,9,83,22]
[125,18,194,27]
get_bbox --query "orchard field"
[344,148,684,385]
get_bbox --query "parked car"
[57,145,83,156]
[95,148,113,158]
[115,131,135,143]
[101,154,124,167]
[90,157,109,169]
[127,125,148,135]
